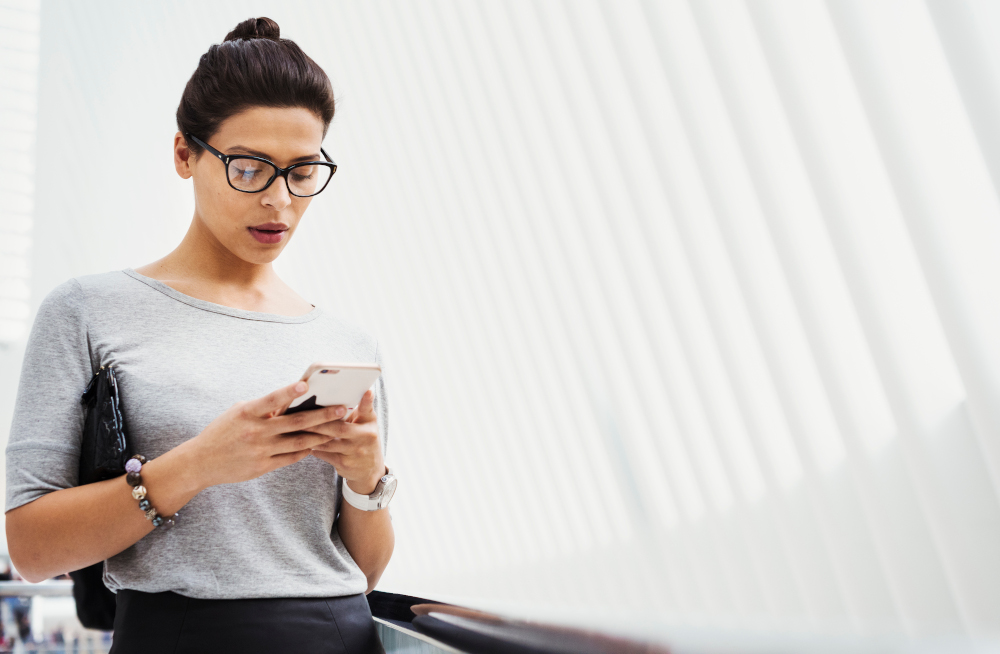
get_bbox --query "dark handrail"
[367,591,671,654]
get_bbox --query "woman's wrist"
[346,466,388,496]
[173,439,213,493]
[138,441,210,515]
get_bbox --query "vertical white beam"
[0,0,41,345]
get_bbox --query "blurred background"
[3,0,1000,651]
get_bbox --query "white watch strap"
[341,467,390,511]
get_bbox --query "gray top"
[5,268,389,599]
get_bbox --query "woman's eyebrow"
[228,145,320,163]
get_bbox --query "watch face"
[381,478,398,507]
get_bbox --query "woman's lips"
[248,227,286,244]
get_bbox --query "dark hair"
[176,17,336,157]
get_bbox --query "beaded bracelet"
[125,454,179,531]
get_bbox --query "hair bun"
[224,17,281,42]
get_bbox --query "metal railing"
[0,582,669,654]
[0,582,74,598]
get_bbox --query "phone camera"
[320,369,329,373]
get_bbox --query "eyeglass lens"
[227,159,333,196]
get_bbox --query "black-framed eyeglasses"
[185,133,337,197]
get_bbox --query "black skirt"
[109,588,385,654]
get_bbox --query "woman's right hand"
[184,380,347,489]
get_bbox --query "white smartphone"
[283,362,382,416]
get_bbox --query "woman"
[4,17,394,653]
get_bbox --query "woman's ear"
[173,131,194,179]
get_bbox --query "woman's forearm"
[4,441,206,582]
[5,384,347,583]
[337,474,395,594]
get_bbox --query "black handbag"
[71,364,134,630]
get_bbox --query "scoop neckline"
[122,268,322,324]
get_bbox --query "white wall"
[3,1,1000,651]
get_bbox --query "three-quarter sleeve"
[5,278,94,512]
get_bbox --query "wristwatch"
[341,466,397,511]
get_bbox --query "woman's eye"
[291,172,314,182]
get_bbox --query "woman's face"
[174,106,327,265]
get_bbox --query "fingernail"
[336,407,345,416]
[295,382,307,393]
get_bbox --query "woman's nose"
[262,174,293,210]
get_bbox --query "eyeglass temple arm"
[185,133,227,162]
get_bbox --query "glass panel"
[375,620,458,654]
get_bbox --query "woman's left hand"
[307,389,385,494]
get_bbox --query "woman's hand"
[307,389,386,495]
[184,380,348,490]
